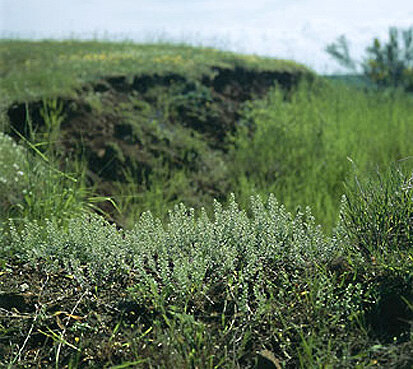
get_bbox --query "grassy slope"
[0,40,309,106]
[1,41,411,231]
[0,41,412,368]
[1,40,313,227]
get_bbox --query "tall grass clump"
[336,166,412,351]
[231,81,413,230]
[339,165,412,261]
[0,130,87,227]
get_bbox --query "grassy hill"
[1,40,314,227]
[0,40,309,106]
[0,40,412,368]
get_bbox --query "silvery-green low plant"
[3,184,412,367]
[6,194,334,287]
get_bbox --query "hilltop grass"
[1,40,313,228]
[0,40,309,106]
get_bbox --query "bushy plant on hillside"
[327,26,413,91]
[5,194,331,286]
[0,196,340,367]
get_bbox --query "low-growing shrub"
[4,194,404,368]
[5,195,331,285]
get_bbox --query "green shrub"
[327,26,413,91]
[5,194,330,283]
[6,214,130,280]
[1,195,369,367]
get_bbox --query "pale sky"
[1,0,412,73]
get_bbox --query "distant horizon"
[1,0,412,74]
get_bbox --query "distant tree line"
[326,26,413,91]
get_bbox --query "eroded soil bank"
[7,66,307,222]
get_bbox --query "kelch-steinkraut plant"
[2,179,412,367]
